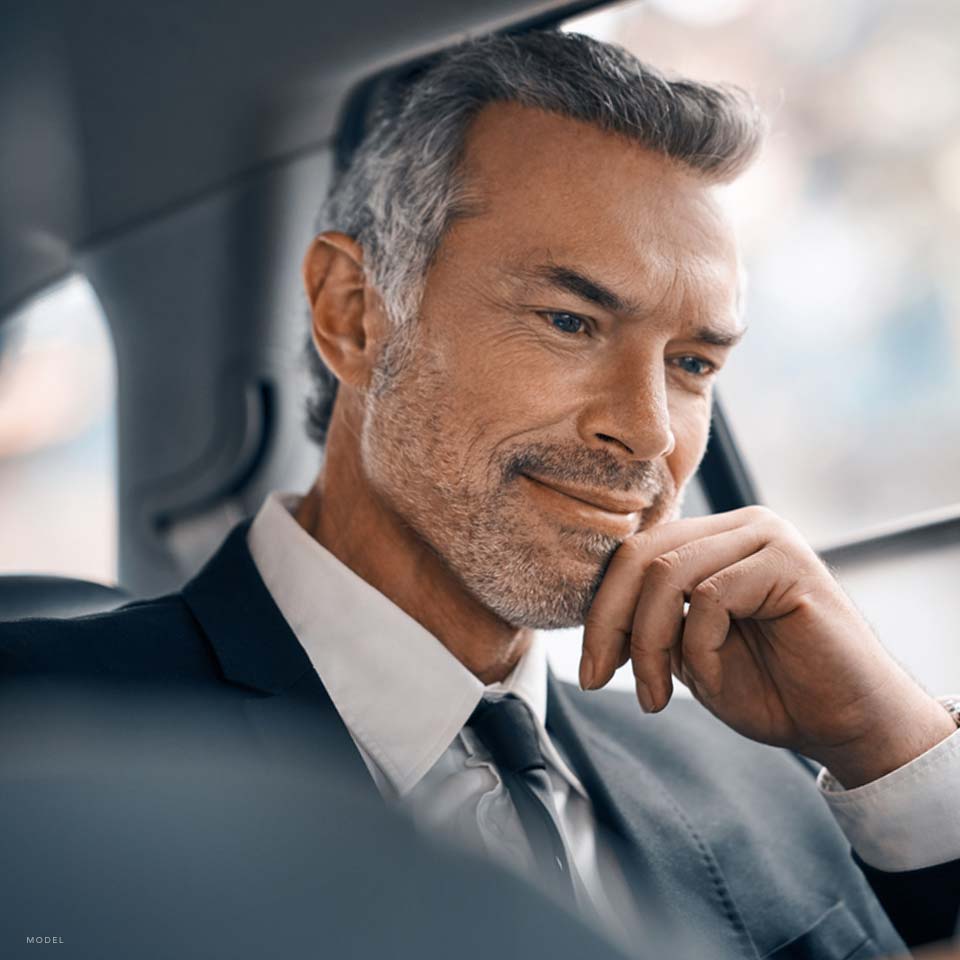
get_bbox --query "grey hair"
[304,29,766,446]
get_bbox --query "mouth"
[519,473,649,537]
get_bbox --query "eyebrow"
[512,262,747,348]
[692,326,747,348]
[522,264,641,314]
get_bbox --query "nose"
[576,357,676,462]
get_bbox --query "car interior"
[2,5,960,958]
[2,0,958,695]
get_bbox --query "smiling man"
[3,29,959,960]
[283,31,960,952]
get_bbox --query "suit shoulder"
[0,594,219,681]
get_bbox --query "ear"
[301,232,387,388]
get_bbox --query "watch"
[937,695,960,729]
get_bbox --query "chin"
[470,547,610,630]
[490,595,596,631]
[434,497,627,630]
[626,496,681,534]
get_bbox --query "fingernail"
[579,652,595,691]
[635,679,655,713]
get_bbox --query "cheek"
[440,328,575,428]
[666,397,712,487]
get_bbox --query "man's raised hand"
[579,506,956,788]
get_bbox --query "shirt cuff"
[817,727,960,872]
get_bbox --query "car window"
[566,0,960,548]
[0,275,117,582]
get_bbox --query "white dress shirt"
[247,492,960,924]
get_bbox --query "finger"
[625,558,686,712]
[669,641,684,684]
[581,506,766,689]
[680,547,787,698]
[679,595,729,699]
[628,524,771,709]
[673,652,707,703]
[590,520,773,692]
[631,603,680,713]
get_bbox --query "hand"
[888,944,960,960]
[579,506,956,788]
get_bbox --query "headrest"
[0,575,130,621]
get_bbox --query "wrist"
[809,693,957,790]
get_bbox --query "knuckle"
[618,536,647,559]
[616,538,651,570]
[743,504,796,543]
[690,578,724,607]
[743,504,775,525]
[629,648,664,675]
[630,623,669,656]
[628,631,652,655]
[645,552,683,583]
[776,518,805,546]
[765,540,793,570]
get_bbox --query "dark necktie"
[467,694,578,907]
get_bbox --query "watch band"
[937,695,960,729]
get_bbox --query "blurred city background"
[0,0,957,689]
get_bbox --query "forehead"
[451,102,741,310]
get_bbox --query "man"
[2,30,959,959]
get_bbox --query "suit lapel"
[180,521,378,797]
[179,522,754,955]
[547,673,758,959]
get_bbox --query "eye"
[672,355,716,378]
[542,311,587,335]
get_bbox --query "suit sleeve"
[812,728,960,948]
[853,853,960,948]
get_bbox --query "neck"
[294,420,533,685]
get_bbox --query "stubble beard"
[359,331,674,630]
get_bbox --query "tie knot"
[467,694,546,775]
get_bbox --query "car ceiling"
[0,0,611,596]
[0,0,601,319]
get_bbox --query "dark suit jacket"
[1,520,957,960]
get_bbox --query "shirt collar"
[246,492,584,798]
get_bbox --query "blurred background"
[0,0,957,689]
[0,275,116,580]
[567,0,960,547]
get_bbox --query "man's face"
[359,103,745,629]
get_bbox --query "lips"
[522,474,650,514]
[519,473,650,536]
